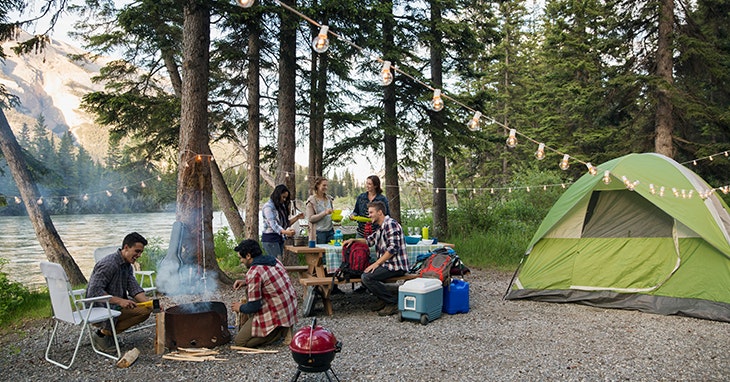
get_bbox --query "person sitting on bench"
[342,200,408,316]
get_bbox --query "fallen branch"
[231,345,279,354]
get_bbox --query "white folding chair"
[40,261,121,369]
[94,246,157,297]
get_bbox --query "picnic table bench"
[298,274,419,316]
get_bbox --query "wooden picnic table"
[284,243,454,316]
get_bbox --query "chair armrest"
[79,295,114,303]
[72,288,86,298]
[134,270,155,276]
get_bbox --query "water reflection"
[0,211,231,290]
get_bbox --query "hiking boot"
[377,304,399,316]
[369,300,387,312]
[92,332,116,354]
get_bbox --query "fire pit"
[290,318,342,381]
[164,301,231,350]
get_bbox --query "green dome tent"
[505,153,730,322]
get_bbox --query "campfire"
[163,301,231,350]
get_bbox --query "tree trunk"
[276,0,297,197]
[208,145,245,240]
[0,109,87,285]
[245,21,262,241]
[309,19,328,182]
[382,0,401,222]
[175,1,231,290]
[654,0,674,157]
[277,0,299,266]
[430,1,447,239]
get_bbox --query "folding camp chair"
[40,261,121,369]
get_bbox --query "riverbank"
[0,268,727,381]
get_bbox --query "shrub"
[214,227,241,271]
[0,258,31,325]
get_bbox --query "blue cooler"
[398,278,443,325]
[443,278,470,314]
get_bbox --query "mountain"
[0,30,112,160]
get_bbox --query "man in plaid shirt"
[231,239,298,347]
[343,200,409,316]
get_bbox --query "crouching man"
[86,232,152,352]
[231,239,298,347]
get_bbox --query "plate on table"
[351,216,372,223]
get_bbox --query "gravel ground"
[1,268,728,382]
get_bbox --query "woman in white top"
[305,176,335,244]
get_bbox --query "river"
[0,211,232,290]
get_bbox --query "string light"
[83,194,89,201]
[63,196,69,205]
[431,89,444,111]
[659,186,665,197]
[649,184,656,195]
[36,197,43,205]
[106,190,112,197]
[14,196,21,204]
[506,129,517,148]
[534,143,546,160]
[157,175,162,181]
[123,186,128,193]
[672,187,679,197]
[381,61,393,86]
[601,170,611,185]
[467,112,481,131]
[312,25,330,53]
[236,0,255,8]
[559,154,570,170]
[585,163,597,176]
[141,181,146,188]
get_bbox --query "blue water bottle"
[334,229,342,246]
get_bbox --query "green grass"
[0,291,52,329]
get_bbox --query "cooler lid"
[399,277,443,293]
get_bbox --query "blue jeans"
[262,241,284,259]
[361,266,406,305]
[316,229,334,244]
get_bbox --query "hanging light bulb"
[435,188,440,194]
[629,180,639,191]
[602,170,611,185]
[63,196,69,205]
[157,175,162,181]
[649,184,656,194]
[621,175,630,187]
[709,155,714,161]
[236,0,255,8]
[585,163,597,176]
[506,129,517,148]
[725,151,729,157]
[453,188,457,195]
[123,186,128,193]
[659,186,665,197]
[196,154,202,162]
[693,160,697,166]
[141,181,147,188]
[688,190,694,199]
[534,143,546,160]
[559,154,570,170]
[106,190,112,197]
[381,61,393,86]
[467,111,481,131]
[472,188,476,195]
[14,196,21,204]
[672,187,679,197]
[312,25,330,53]
[37,197,43,205]
[526,186,531,192]
[431,89,444,111]
[543,185,547,191]
[83,194,89,201]
[490,188,495,194]
[508,187,512,193]
[681,189,687,199]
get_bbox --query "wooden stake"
[116,348,140,368]
[154,312,165,355]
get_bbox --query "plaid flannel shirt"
[246,258,298,337]
[86,250,143,307]
[366,216,409,272]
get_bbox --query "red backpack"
[335,241,371,282]
[418,247,458,286]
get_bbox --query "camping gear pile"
[506,153,730,322]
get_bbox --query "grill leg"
[290,369,301,382]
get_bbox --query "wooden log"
[162,354,207,362]
[154,312,165,355]
[230,345,279,354]
[116,348,140,368]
